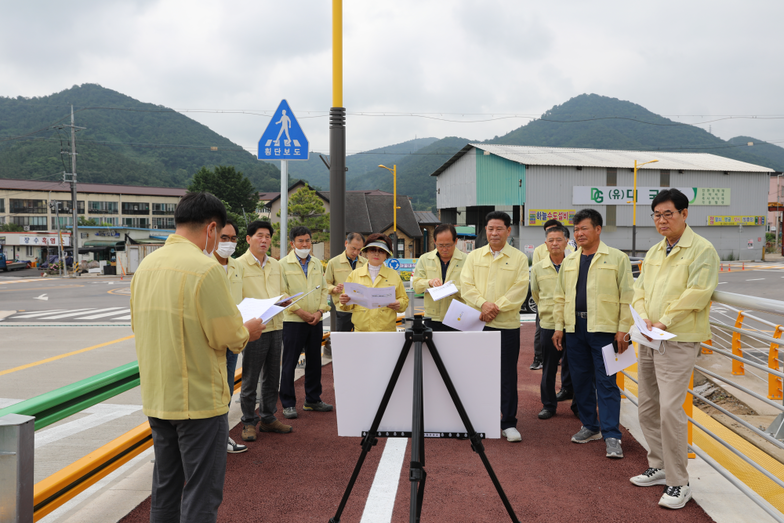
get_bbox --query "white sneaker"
[501,427,522,442]
[630,468,666,487]
[659,484,691,509]
[227,437,248,454]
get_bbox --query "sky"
[2,0,784,156]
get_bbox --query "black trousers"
[334,310,355,332]
[540,327,560,412]
[148,414,228,523]
[281,321,324,408]
[484,326,520,430]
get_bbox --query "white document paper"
[628,305,677,341]
[426,280,458,301]
[442,300,485,332]
[343,282,396,309]
[237,296,285,324]
[601,343,638,376]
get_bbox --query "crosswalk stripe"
[111,315,132,321]
[36,308,103,320]
[74,308,129,320]
[11,309,68,318]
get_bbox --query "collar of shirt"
[346,253,358,270]
[666,238,680,256]
[252,252,267,269]
[297,254,312,275]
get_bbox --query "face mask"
[203,226,217,257]
[216,242,236,258]
[294,247,311,259]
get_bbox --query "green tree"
[188,165,259,216]
[270,184,330,248]
[78,217,98,226]
[0,223,24,232]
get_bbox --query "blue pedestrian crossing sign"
[257,99,309,161]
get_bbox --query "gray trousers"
[638,340,700,486]
[240,329,283,426]
[148,414,228,523]
[533,313,542,360]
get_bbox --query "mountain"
[366,94,784,211]
[265,137,439,190]
[0,84,280,190]
[491,94,782,171]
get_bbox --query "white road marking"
[76,307,129,320]
[717,282,727,285]
[10,309,67,318]
[745,278,765,282]
[111,315,132,320]
[31,308,99,319]
[34,403,142,448]
[360,437,408,523]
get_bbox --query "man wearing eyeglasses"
[412,224,465,331]
[629,189,719,510]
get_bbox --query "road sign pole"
[281,160,288,259]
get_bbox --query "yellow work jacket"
[632,225,719,342]
[325,250,368,294]
[411,248,466,322]
[130,234,249,420]
[553,242,634,334]
[280,251,331,323]
[530,256,564,330]
[460,243,529,330]
[214,253,244,305]
[237,250,286,332]
[338,264,409,332]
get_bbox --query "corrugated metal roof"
[0,178,187,196]
[430,144,775,176]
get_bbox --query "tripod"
[330,317,520,523]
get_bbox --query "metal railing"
[619,290,784,521]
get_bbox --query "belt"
[576,312,588,319]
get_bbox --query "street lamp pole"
[379,164,401,257]
[632,159,659,257]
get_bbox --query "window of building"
[51,216,73,229]
[96,217,119,226]
[660,170,670,187]
[0,199,5,213]
[88,201,119,214]
[26,246,34,257]
[12,216,47,231]
[122,202,150,215]
[152,203,176,215]
[57,200,85,214]
[153,217,175,228]
[10,199,48,214]
[123,217,150,228]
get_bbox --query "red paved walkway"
[121,324,715,522]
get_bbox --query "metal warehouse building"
[432,144,774,260]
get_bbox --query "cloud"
[1,0,783,154]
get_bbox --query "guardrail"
[619,290,784,522]
[0,333,331,522]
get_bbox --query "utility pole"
[329,0,346,262]
[59,105,85,276]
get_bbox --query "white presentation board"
[332,331,500,438]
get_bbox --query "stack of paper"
[237,296,284,324]
[343,282,396,309]
[601,343,637,376]
[628,305,677,349]
[426,281,458,301]
[443,300,485,332]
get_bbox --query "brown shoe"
[259,419,293,434]
[241,424,257,441]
